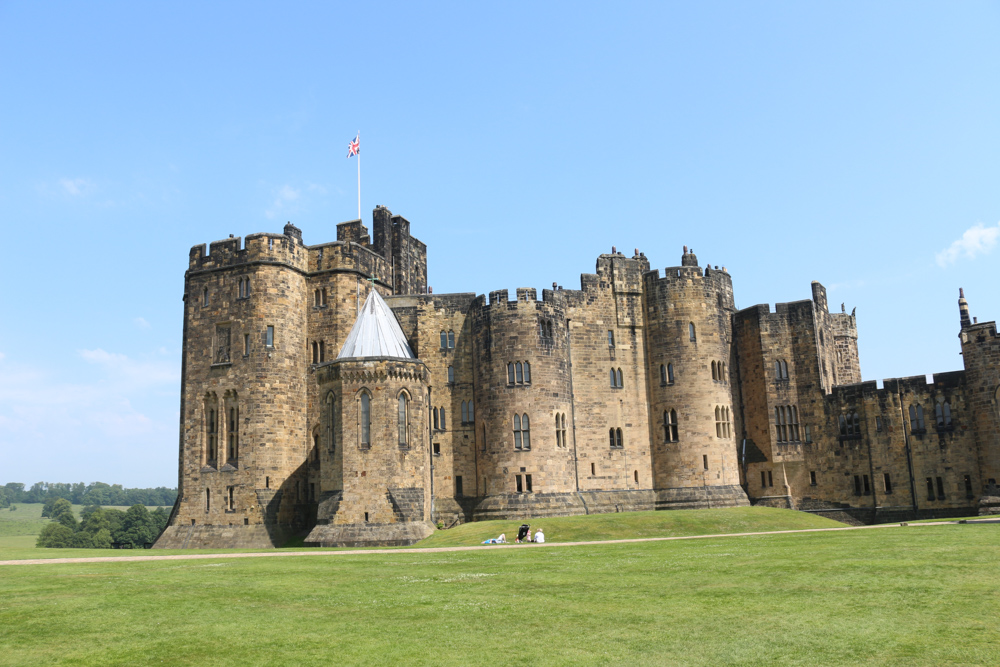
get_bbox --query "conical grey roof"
[337,289,415,359]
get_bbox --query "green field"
[416,506,844,547]
[1,522,997,665]
[0,503,170,559]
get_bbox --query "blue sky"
[1,2,998,487]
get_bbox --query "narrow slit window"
[448,366,455,383]
[448,330,455,349]
[266,326,275,348]
[667,363,674,383]
[398,394,408,446]
[524,362,531,383]
[689,323,696,342]
[360,392,371,446]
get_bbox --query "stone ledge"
[304,521,434,547]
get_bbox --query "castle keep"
[155,207,1000,549]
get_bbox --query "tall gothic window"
[909,405,925,432]
[935,400,953,428]
[689,323,696,342]
[668,363,675,383]
[398,394,408,447]
[514,414,531,450]
[360,392,371,447]
[447,330,455,348]
[327,392,336,453]
[227,404,239,461]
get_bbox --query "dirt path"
[1,520,975,566]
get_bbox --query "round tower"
[642,249,749,509]
[469,288,580,519]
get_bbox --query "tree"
[41,497,60,518]
[46,498,78,531]
[36,523,74,548]
[116,505,158,546]
[4,483,25,503]
[68,532,95,548]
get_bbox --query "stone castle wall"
[159,208,1000,549]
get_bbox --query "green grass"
[417,506,845,547]
[0,503,170,558]
[0,506,841,561]
[1,524,998,665]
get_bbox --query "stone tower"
[642,248,748,509]
[305,288,433,546]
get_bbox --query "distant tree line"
[0,482,177,508]
[36,498,170,549]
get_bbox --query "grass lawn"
[416,506,844,547]
[0,506,841,561]
[0,504,170,559]
[1,523,997,665]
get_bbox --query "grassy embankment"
[0,505,840,560]
[1,522,998,665]
[414,506,844,547]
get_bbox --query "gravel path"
[0,521,967,566]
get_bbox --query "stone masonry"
[156,207,1000,549]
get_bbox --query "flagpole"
[357,131,361,221]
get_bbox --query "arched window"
[312,341,319,364]
[781,360,788,379]
[715,406,722,437]
[521,414,530,448]
[319,341,325,363]
[514,414,523,449]
[360,392,371,447]
[689,323,696,342]
[909,405,925,432]
[314,289,321,307]
[668,363,675,383]
[398,393,408,446]
[524,362,531,383]
[440,331,447,349]
[852,412,860,435]
[205,393,218,463]
[508,363,515,384]
[616,428,623,449]
[790,406,799,441]
[664,409,678,442]
[440,407,446,430]
[712,361,718,381]
[839,414,847,436]
[433,407,439,430]
[660,364,667,385]
[609,428,616,448]
[555,414,562,448]
[776,407,787,443]
[610,368,617,387]
[461,401,468,424]
[326,392,336,453]
[448,366,455,383]
[448,330,455,349]
[936,400,953,427]
[469,399,475,422]
[616,368,623,388]
[516,362,524,384]
[227,406,239,461]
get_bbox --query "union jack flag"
[347,134,360,158]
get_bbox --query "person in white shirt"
[533,528,545,543]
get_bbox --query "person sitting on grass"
[533,527,545,543]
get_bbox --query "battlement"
[188,231,308,273]
[484,287,568,309]
[734,298,815,321]
[827,371,966,403]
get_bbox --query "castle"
[155,207,1000,549]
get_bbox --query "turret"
[681,245,699,267]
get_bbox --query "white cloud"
[265,184,301,219]
[59,177,92,196]
[133,316,151,329]
[936,222,1000,267]
[0,350,180,485]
